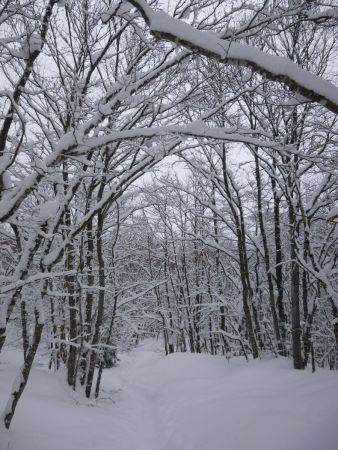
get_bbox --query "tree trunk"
[290,234,303,369]
[85,209,105,398]
[254,152,281,353]
[2,285,45,431]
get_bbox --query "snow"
[19,34,43,59]
[127,0,338,113]
[327,204,338,222]
[73,123,284,156]
[307,8,338,21]
[101,1,133,23]
[38,199,59,221]
[1,171,12,191]
[1,340,338,450]
[28,35,42,53]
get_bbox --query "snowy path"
[103,346,165,450]
[1,340,338,450]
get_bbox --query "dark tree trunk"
[272,171,287,349]
[254,152,281,353]
[290,236,303,369]
[85,209,105,398]
[3,308,44,429]
[20,300,29,360]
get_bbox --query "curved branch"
[126,0,338,115]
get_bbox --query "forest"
[0,0,338,447]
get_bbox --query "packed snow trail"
[1,339,338,450]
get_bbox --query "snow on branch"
[74,123,290,155]
[327,204,338,222]
[0,270,77,295]
[125,0,338,115]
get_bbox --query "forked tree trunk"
[254,152,282,354]
[220,147,259,358]
[85,209,105,398]
[80,218,95,385]
[271,165,287,349]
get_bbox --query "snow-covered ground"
[1,340,338,450]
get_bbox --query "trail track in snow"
[104,344,165,450]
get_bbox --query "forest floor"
[0,339,338,450]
